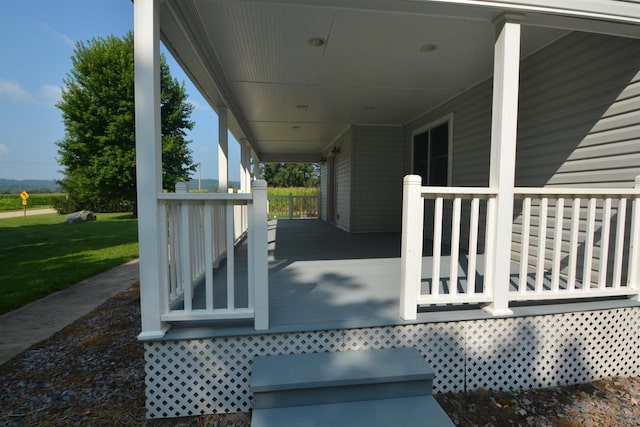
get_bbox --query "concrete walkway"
[0,207,57,219]
[0,259,140,366]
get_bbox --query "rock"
[65,210,97,224]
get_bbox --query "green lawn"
[0,212,138,314]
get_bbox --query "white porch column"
[629,176,640,301]
[484,13,522,316]
[218,106,228,192]
[134,0,166,339]
[240,140,250,193]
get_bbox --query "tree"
[56,32,194,214]
[262,163,319,187]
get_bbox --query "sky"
[0,0,240,182]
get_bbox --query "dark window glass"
[413,120,449,186]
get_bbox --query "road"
[0,208,57,219]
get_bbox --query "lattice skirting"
[144,307,640,418]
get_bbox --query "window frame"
[410,113,454,186]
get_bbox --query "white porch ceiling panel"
[163,0,569,161]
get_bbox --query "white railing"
[400,175,640,320]
[400,176,497,319]
[267,194,320,219]
[512,185,640,301]
[156,180,269,330]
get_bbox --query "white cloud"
[39,23,75,49]
[189,99,208,111]
[0,79,37,104]
[40,85,62,106]
[0,79,63,107]
[0,144,9,154]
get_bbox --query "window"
[412,116,452,186]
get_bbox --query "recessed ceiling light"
[419,43,439,53]
[307,37,326,48]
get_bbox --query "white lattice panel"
[145,307,640,419]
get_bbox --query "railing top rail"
[157,193,254,201]
[420,186,498,198]
[515,187,640,197]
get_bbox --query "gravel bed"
[0,285,638,426]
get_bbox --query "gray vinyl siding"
[319,162,328,221]
[335,130,352,232]
[515,32,640,189]
[351,125,404,233]
[511,32,640,282]
[403,32,639,280]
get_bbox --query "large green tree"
[56,32,194,214]
[262,163,319,187]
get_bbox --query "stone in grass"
[65,210,97,224]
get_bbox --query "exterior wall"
[403,32,640,260]
[319,162,328,221]
[334,129,352,231]
[351,125,404,233]
[516,32,640,189]
[144,306,640,418]
[512,33,640,276]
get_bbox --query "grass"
[0,193,66,212]
[0,212,138,314]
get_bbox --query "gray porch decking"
[166,219,635,340]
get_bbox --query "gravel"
[1,284,638,426]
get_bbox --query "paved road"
[0,208,57,219]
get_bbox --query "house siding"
[319,162,328,221]
[512,32,640,279]
[351,125,404,233]
[404,31,639,279]
[334,129,352,231]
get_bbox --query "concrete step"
[251,395,454,427]
[250,348,436,410]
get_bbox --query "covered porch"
[164,215,639,340]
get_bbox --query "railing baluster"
[612,198,627,288]
[204,202,214,311]
[535,197,548,293]
[159,201,170,312]
[598,198,612,289]
[519,197,531,293]
[432,197,443,298]
[466,198,479,296]
[449,197,461,296]
[551,198,564,292]
[180,201,192,312]
[568,198,580,291]
[582,197,597,290]
[226,198,235,310]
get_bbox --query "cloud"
[0,79,37,104]
[0,79,62,107]
[40,85,62,106]
[0,144,9,154]
[39,23,75,49]
[189,99,208,111]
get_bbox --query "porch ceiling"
[158,0,637,162]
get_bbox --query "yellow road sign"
[22,199,27,206]
[20,191,29,200]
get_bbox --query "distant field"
[0,193,66,212]
[0,212,138,314]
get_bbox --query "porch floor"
[166,219,636,340]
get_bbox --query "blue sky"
[0,0,239,182]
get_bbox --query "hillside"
[0,179,61,194]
